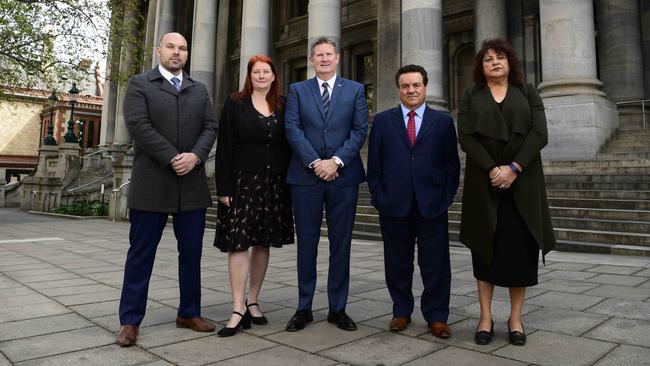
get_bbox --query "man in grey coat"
[116,32,218,347]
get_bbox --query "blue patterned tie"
[171,77,181,91]
[321,82,330,115]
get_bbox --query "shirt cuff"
[333,156,344,168]
[308,159,321,169]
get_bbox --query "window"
[290,0,308,18]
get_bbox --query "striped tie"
[171,77,181,91]
[321,82,330,115]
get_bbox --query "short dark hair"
[310,37,338,57]
[472,38,524,87]
[395,64,428,88]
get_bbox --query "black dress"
[472,101,539,287]
[214,96,294,252]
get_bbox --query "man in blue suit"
[367,64,460,338]
[284,37,368,332]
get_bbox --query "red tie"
[407,110,416,146]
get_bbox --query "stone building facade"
[99,0,649,219]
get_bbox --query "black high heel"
[246,299,268,325]
[507,319,526,346]
[474,319,494,345]
[217,311,251,337]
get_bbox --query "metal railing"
[66,172,113,193]
[616,99,649,129]
[111,180,130,221]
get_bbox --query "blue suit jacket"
[367,105,460,218]
[285,76,368,186]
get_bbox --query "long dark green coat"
[457,83,556,265]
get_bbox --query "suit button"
[323,129,327,134]
[411,156,415,160]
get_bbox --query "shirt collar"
[316,74,337,90]
[158,65,183,84]
[400,102,426,119]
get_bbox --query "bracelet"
[509,162,521,175]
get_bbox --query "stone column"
[375,0,401,112]
[307,0,341,78]
[151,0,176,67]
[474,0,507,51]
[143,0,158,71]
[538,0,618,160]
[402,0,446,110]
[596,0,646,130]
[238,0,270,87]
[190,0,218,97]
[213,0,230,117]
[642,1,650,99]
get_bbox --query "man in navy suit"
[367,64,460,338]
[284,37,368,332]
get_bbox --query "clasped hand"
[313,159,339,182]
[490,165,517,189]
[171,152,199,176]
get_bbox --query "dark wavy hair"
[231,55,283,112]
[394,64,428,88]
[472,38,524,87]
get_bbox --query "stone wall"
[0,98,42,158]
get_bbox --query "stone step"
[547,197,650,210]
[554,240,650,257]
[545,189,650,200]
[543,166,650,175]
[543,159,650,168]
[551,217,650,233]
[613,129,650,137]
[544,181,650,190]
[554,227,650,246]
[597,152,650,160]
[604,139,650,148]
[602,146,650,154]
[545,174,650,182]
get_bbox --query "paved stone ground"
[1,207,650,366]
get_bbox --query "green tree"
[0,0,145,91]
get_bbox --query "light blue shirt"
[400,102,426,137]
[158,65,183,86]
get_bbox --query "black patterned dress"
[214,96,294,252]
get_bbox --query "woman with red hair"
[214,55,294,336]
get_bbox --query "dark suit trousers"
[119,208,206,325]
[292,182,359,313]
[379,200,451,324]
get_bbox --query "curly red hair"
[472,38,524,87]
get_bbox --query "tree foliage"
[0,0,145,92]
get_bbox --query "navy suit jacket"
[367,105,460,218]
[285,76,368,186]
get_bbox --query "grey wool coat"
[123,67,218,213]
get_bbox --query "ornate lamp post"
[43,91,58,145]
[76,120,85,148]
[63,83,80,143]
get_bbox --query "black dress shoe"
[474,320,494,345]
[508,319,526,346]
[246,299,268,325]
[286,310,313,332]
[327,311,357,331]
[217,311,251,337]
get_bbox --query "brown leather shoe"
[389,317,411,332]
[175,316,216,332]
[116,325,139,347]
[430,322,451,339]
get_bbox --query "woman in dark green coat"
[458,39,556,347]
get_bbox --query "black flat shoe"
[474,320,494,345]
[217,310,251,337]
[327,311,357,331]
[507,319,526,346]
[286,310,313,332]
[246,299,268,325]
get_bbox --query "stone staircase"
[206,127,650,256]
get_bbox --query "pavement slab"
[263,322,381,353]
[404,346,527,366]
[0,313,93,342]
[587,298,650,320]
[593,344,650,366]
[522,307,609,336]
[14,344,159,366]
[584,317,650,348]
[319,331,443,366]
[148,334,276,366]
[583,284,650,301]
[493,330,616,366]
[525,290,605,311]
[208,345,336,366]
